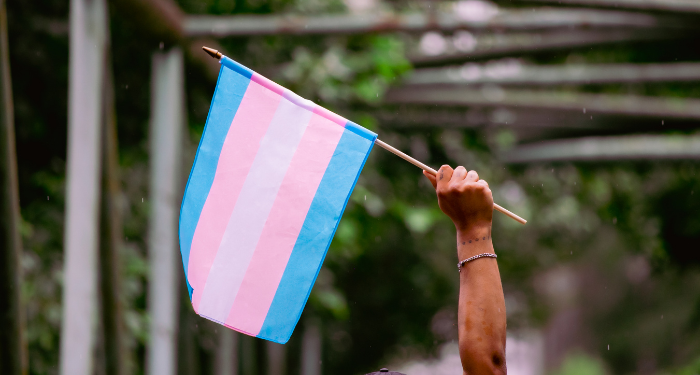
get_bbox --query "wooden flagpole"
[374,140,526,224]
[201,47,527,225]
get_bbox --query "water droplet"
[142,198,144,202]
[47,196,49,201]
[364,195,366,201]
[608,344,610,350]
[583,108,586,113]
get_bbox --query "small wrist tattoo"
[461,235,491,246]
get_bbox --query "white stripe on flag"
[198,98,314,323]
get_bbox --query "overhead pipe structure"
[184,7,666,37]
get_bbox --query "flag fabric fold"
[179,56,376,344]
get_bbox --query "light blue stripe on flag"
[257,127,376,343]
[220,56,253,79]
[179,65,251,296]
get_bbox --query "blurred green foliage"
[276,34,411,104]
[671,355,700,375]
[552,353,608,375]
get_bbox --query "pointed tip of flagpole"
[202,46,222,60]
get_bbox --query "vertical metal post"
[267,341,286,375]
[59,0,107,374]
[301,320,321,375]
[177,283,200,375]
[0,0,28,373]
[99,55,127,375]
[147,47,184,375]
[217,330,239,375]
[240,335,258,375]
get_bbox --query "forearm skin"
[456,226,507,375]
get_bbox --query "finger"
[477,179,489,188]
[437,165,454,191]
[451,166,467,183]
[423,170,438,189]
[466,170,479,183]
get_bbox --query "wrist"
[455,221,491,236]
[456,225,493,259]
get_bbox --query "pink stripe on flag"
[188,81,282,313]
[313,106,347,126]
[224,114,344,334]
[251,73,317,112]
[251,73,286,96]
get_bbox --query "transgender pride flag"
[179,56,376,344]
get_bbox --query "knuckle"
[444,185,462,196]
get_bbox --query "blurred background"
[2,0,700,374]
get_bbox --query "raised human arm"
[424,166,507,375]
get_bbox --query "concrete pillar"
[301,320,321,375]
[146,47,185,375]
[59,0,107,373]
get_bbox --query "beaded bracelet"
[457,253,497,272]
